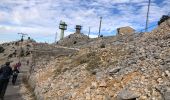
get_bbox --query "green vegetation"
[0,46,5,53]
[100,44,105,48]
[20,49,25,57]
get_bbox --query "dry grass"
[0,46,5,53]
[22,74,37,100]
[54,52,102,76]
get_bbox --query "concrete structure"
[59,21,67,40]
[117,26,135,36]
[75,25,82,34]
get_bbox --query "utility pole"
[98,17,102,37]
[145,0,151,32]
[88,27,90,38]
[18,33,28,41]
[55,31,58,43]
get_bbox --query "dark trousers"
[12,75,18,85]
[0,79,9,99]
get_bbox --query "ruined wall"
[57,33,89,47]
[117,26,135,36]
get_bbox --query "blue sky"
[0,0,169,43]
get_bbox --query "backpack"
[0,65,12,79]
[13,71,18,76]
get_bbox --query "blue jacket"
[0,65,13,80]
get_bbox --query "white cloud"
[89,34,98,38]
[0,0,169,43]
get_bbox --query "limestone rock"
[108,67,121,75]
[117,26,135,36]
[99,80,107,87]
[117,89,140,100]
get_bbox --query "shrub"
[0,46,5,53]
[74,41,77,44]
[15,42,19,46]
[100,44,105,48]
[20,49,25,57]
[158,15,170,25]
[86,60,99,71]
[85,54,101,74]
[25,51,30,56]
[75,52,96,65]
[8,54,13,58]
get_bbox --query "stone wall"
[117,26,135,36]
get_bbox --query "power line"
[145,0,151,32]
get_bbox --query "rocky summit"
[0,19,170,100]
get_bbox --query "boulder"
[117,89,140,100]
[108,67,121,75]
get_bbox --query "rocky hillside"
[1,19,169,100]
[26,19,170,100]
[57,32,89,47]
[0,40,34,66]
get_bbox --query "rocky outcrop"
[26,21,170,100]
[57,33,89,47]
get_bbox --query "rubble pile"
[57,33,89,47]
[27,20,170,100]
[0,40,35,68]
[143,19,170,40]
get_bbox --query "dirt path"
[5,73,23,100]
[4,60,30,100]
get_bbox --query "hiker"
[0,62,13,100]
[12,67,19,85]
[27,60,29,66]
[14,61,21,70]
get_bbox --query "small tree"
[158,15,170,25]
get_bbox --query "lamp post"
[59,21,67,40]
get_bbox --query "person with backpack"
[14,61,21,70]
[12,67,19,85]
[0,62,13,100]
